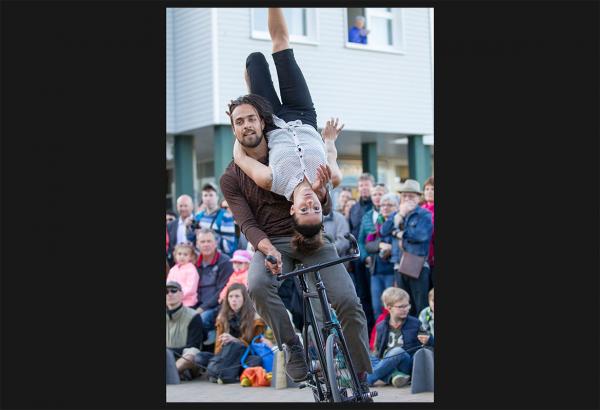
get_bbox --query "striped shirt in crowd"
[194,209,237,257]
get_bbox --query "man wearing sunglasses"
[166,281,204,380]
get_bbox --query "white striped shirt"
[267,115,327,201]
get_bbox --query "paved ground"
[166,376,434,403]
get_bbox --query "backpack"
[206,341,248,383]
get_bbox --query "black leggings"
[245,48,318,132]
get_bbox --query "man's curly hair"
[226,94,275,130]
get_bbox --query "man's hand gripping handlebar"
[274,233,360,281]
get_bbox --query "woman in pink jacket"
[166,242,200,307]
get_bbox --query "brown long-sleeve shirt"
[220,155,331,250]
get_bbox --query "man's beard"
[239,130,263,148]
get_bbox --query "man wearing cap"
[380,179,433,316]
[166,281,205,380]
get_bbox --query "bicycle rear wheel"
[325,333,360,402]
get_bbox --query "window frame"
[250,8,319,46]
[344,8,405,55]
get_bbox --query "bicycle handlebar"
[275,233,360,281]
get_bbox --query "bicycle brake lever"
[344,233,360,256]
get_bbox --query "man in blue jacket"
[380,179,433,316]
[369,287,434,387]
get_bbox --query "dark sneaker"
[179,370,189,381]
[358,371,374,402]
[284,344,309,382]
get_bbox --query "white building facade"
[166,7,433,209]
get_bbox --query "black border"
[1,1,598,409]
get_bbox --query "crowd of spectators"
[166,172,435,391]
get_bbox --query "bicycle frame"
[276,233,366,402]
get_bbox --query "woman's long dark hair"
[216,283,257,344]
[291,215,324,254]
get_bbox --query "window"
[346,8,404,54]
[251,8,318,44]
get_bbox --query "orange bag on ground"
[240,366,272,387]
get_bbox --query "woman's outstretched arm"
[321,117,344,188]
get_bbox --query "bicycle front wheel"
[325,333,360,402]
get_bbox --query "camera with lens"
[190,219,201,230]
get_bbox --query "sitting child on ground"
[166,242,200,307]
[368,287,433,388]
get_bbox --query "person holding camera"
[191,183,237,257]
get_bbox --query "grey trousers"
[248,235,373,373]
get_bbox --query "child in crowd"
[218,250,253,304]
[368,287,433,388]
[166,242,200,307]
[418,288,434,341]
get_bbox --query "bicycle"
[269,233,378,403]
